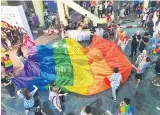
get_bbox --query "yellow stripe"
[64,38,94,95]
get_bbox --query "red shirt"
[106,14,111,22]
[122,36,128,44]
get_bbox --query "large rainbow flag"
[12,35,132,95]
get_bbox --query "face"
[5,56,9,59]
[136,31,140,35]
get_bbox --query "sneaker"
[133,85,138,88]
[111,97,116,102]
[156,107,160,111]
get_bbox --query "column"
[143,0,149,11]
[32,0,44,27]
[57,0,66,23]
[64,4,69,17]
[1,0,8,5]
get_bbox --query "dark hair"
[22,88,31,100]
[123,98,130,105]
[5,54,9,58]
[146,57,150,62]
[85,105,91,114]
[114,68,119,73]
[85,14,87,16]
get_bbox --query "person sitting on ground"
[135,50,147,67]
[17,85,38,115]
[132,57,151,88]
[81,105,92,115]
[106,98,134,115]
[1,54,14,77]
[109,68,122,102]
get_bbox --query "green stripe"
[53,39,74,86]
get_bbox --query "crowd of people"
[1,1,160,115]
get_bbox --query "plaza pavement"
[1,21,160,115]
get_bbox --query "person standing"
[106,98,134,115]
[49,84,67,113]
[17,85,38,115]
[132,57,150,88]
[1,76,16,98]
[16,46,26,66]
[81,105,92,115]
[109,68,122,102]
[152,57,160,84]
[1,54,14,77]
[139,32,149,53]
[90,0,95,14]
[135,50,147,67]
[130,30,141,57]
[98,1,103,18]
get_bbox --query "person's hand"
[33,85,37,88]
[58,109,62,112]
[64,93,68,96]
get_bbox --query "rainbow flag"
[153,46,160,55]
[12,35,132,95]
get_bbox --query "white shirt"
[109,73,122,87]
[98,4,103,10]
[81,111,92,115]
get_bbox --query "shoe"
[156,107,160,111]
[133,85,138,88]
[111,97,116,102]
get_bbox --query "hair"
[85,14,87,16]
[5,54,9,58]
[22,88,31,100]
[114,68,119,73]
[146,57,150,62]
[123,98,130,105]
[85,105,91,114]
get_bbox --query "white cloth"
[98,4,103,10]
[109,73,122,88]
[143,13,148,20]
[67,30,91,41]
[95,28,104,38]
[120,8,125,17]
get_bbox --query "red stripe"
[126,26,132,28]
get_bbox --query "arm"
[58,93,68,97]
[30,85,38,96]
[17,89,24,98]
[3,81,12,86]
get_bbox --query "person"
[142,8,148,28]
[90,0,95,14]
[152,57,160,84]
[49,84,67,113]
[106,13,111,22]
[116,28,124,44]
[73,22,78,30]
[80,105,92,115]
[132,57,150,88]
[84,14,90,27]
[51,14,57,27]
[32,13,40,28]
[135,50,147,67]
[34,106,46,115]
[106,98,134,115]
[17,85,38,115]
[98,1,103,18]
[23,33,35,49]
[130,30,141,57]
[139,32,149,53]
[63,17,69,29]
[119,31,129,51]
[109,68,122,102]
[1,54,14,77]
[16,46,26,66]
[136,4,142,20]
[114,5,120,20]
[1,75,16,98]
